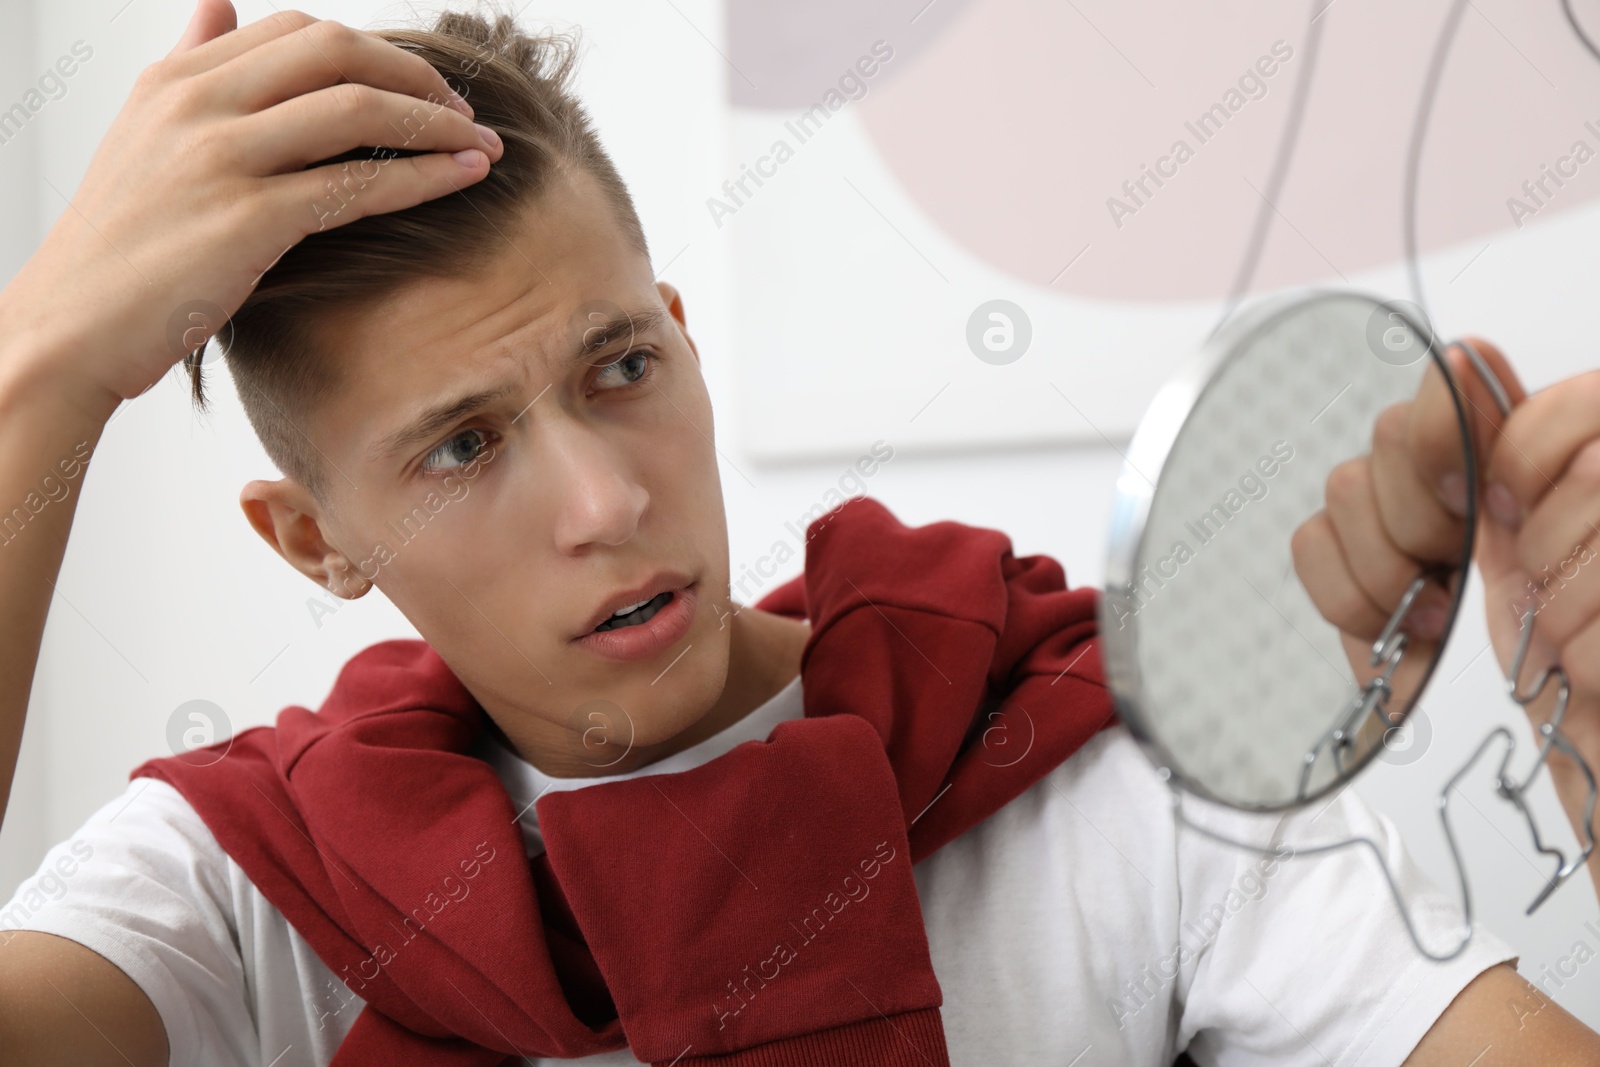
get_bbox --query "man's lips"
[574,583,699,664]
[576,571,696,637]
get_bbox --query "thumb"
[1448,334,1522,593]
[167,0,237,58]
[1452,335,1527,484]
[1476,494,1524,614]
[1450,337,1553,678]
[1474,490,1566,687]
[1470,405,1561,684]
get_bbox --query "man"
[0,2,1596,1064]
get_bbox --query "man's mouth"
[576,580,699,663]
[593,591,675,633]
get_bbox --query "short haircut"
[187,4,650,507]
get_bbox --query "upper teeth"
[612,597,652,617]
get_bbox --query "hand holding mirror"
[1099,289,1597,959]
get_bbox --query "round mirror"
[1100,289,1477,811]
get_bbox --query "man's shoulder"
[2,777,232,932]
[945,721,1182,863]
[1,777,361,1067]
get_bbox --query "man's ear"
[657,280,700,365]
[239,479,371,599]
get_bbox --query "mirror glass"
[1100,290,1475,810]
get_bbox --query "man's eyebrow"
[572,305,668,363]
[367,305,670,464]
[367,382,522,463]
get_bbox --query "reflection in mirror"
[1102,290,1473,811]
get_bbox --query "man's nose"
[547,424,649,553]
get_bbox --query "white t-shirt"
[2,675,1515,1067]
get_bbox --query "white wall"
[2,0,1597,1034]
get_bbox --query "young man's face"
[249,168,735,773]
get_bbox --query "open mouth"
[593,591,675,633]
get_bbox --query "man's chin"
[551,657,722,760]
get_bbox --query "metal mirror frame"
[1098,287,1479,814]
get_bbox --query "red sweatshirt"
[132,496,1116,1066]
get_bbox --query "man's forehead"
[307,172,659,460]
[332,180,651,366]
[334,271,657,386]
[318,287,654,465]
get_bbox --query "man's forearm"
[0,311,119,831]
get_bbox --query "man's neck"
[492,605,810,779]
[670,605,810,762]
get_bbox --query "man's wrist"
[0,302,124,428]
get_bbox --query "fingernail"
[448,87,474,117]
[1487,481,1522,528]
[474,122,501,151]
[1439,472,1468,518]
[452,148,485,167]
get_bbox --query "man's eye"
[421,427,492,474]
[594,350,655,389]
